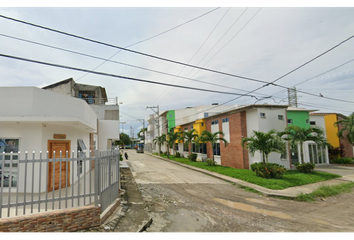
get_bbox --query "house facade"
[0,87,98,192]
[43,78,120,151]
[310,113,353,158]
[287,107,329,165]
[176,105,290,169]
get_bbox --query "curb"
[147,153,350,198]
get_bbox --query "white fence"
[0,149,120,219]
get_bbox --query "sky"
[1,2,354,137]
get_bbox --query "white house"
[0,86,119,193]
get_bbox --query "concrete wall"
[245,107,290,169]
[0,122,92,193]
[98,120,120,150]
[0,87,97,131]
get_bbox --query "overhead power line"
[76,7,221,81]
[0,53,258,97]
[1,13,352,94]
[0,14,270,85]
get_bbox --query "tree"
[181,129,199,155]
[153,134,166,156]
[335,113,354,145]
[241,130,286,165]
[117,133,131,148]
[279,125,328,164]
[137,128,147,140]
[166,131,180,158]
[199,130,228,162]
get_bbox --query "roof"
[310,112,348,119]
[42,78,74,89]
[287,107,318,112]
[204,104,289,119]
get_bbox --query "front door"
[48,140,71,192]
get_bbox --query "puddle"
[213,198,293,220]
[245,198,279,207]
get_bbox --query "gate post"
[94,150,99,207]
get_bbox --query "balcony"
[78,97,118,105]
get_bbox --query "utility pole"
[137,118,145,138]
[288,87,298,107]
[146,105,160,156]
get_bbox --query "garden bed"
[153,153,341,190]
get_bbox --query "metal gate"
[95,149,120,213]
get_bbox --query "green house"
[286,107,322,165]
[286,107,316,129]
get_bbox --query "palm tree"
[335,113,354,145]
[279,126,328,164]
[183,129,199,155]
[166,131,180,157]
[153,134,166,156]
[241,130,286,165]
[199,130,228,162]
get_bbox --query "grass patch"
[153,153,341,190]
[237,185,262,195]
[295,182,354,202]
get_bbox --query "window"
[288,119,293,124]
[222,118,229,123]
[0,138,19,187]
[310,121,316,126]
[191,126,193,129]
[211,120,219,125]
[79,91,95,104]
[260,112,266,118]
[306,119,310,124]
[213,143,220,156]
[175,143,179,151]
[184,127,188,131]
[204,113,209,118]
[278,115,284,120]
[199,143,207,154]
[77,139,87,175]
[201,123,204,127]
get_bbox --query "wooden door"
[48,140,71,192]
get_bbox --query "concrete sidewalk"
[148,154,354,198]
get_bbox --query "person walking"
[124,151,128,160]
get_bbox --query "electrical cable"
[2,12,352,104]
[0,53,259,97]
[75,7,221,81]
[151,7,232,104]
[155,8,251,104]
[0,14,273,85]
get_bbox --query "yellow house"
[324,114,340,148]
[310,113,353,158]
[193,119,206,136]
[174,125,183,142]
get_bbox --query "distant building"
[43,78,120,151]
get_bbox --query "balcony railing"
[78,97,118,105]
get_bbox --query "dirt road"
[87,150,354,232]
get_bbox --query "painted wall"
[166,110,175,133]
[324,114,340,148]
[287,111,310,129]
[246,108,290,169]
[98,120,120,150]
[0,122,92,193]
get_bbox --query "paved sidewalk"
[148,154,354,198]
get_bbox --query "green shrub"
[175,152,181,157]
[330,157,354,164]
[206,159,216,166]
[163,151,167,155]
[250,162,286,179]
[188,153,197,162]
[120,154,123,161]
[295,162,316,173]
